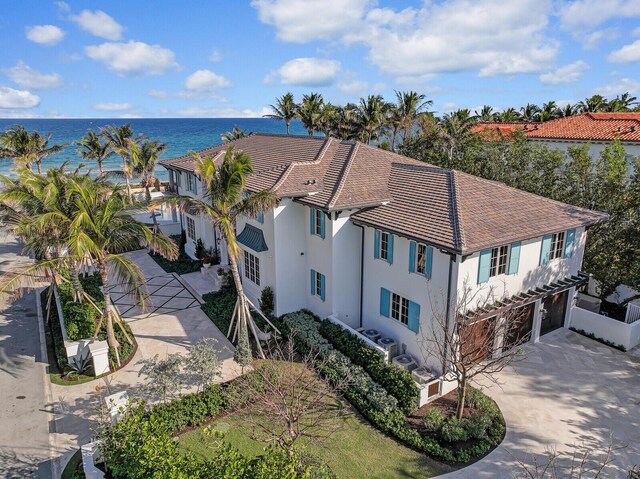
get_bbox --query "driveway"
[0,236,52,478]
[442,329,640,478]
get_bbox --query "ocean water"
[0,118,308,180]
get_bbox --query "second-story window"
[416,243,427,274]
[380,231,390,261]
[489,245,509,277]
[309,207,325,239]
[374,229,394,264]
[391,292,409,325]
[550,231,566,260]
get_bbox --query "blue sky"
[0,0,639,118]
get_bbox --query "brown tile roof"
[160,133,608,253]
[473,113,640,142]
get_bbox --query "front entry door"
[540,291,568,336]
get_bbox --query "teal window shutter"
[425,246,433,280]
[387,234,394,264]
[477,249,491,284]
[310,269,316,296]
[380,288,390,317]
[408,301,420,333]
[409,241,416,273]
[540,235,552,265]
[564,229,576,258]
[257,212,264,223]
[320,212,326,239]
[374,230,380,259]
[508,242,521,275]
[320,274,326,301]
[309,208,315,235]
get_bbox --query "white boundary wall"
[571,306,640,351]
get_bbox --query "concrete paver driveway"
[443,329,640,478]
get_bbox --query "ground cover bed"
[148,233,202,274]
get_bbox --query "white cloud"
[55,1,70,13]
[85,41,179,76]
[608,39,640,63]
[338,79,369,96]
[581,28,619,49]
[209,48,222,62]
[277,57,341,86]
[252,0,372,43]
[25,25,65,45]
[539,61,589,84]
[345,0,557,79]
[71,10,124,40]
[174,106,271,118]
[595,77,640,96]
[0,86,40,108]
[4,61,63,90]
[92,102,133,111]
[558,0,640,31]
[184,69,231,91]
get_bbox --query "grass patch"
[178,362,452,479]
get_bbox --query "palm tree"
[540,101,560,122]
[578,95,608,113]
[154,147,279,365]
[263,92,298,134]
[475,105,497,122]
[296,93,324,137]
[131,140,167,201]
[438,109,478,168]
[100,124,145,201]
[221,127,251,143]
[69,181,177,365]
[394,90,432,148]
[0,125,65,173]
[317,103,340,138]
[75,130,113,176]
[497,107,522,122]
[356,95,388,144]
[607,92,638,112]
[559,103,577,118]
[520,103,541,122]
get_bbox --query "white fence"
[571,306,640,351]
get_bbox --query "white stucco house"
[472,112,640,161]
[159,133,607,398]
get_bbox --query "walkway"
[50,249,241,476]
[0,235,52,479]
[442,329,640,478]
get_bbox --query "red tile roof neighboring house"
[473,113,640,142]
[160,133,607,254]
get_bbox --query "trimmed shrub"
[441,417,468,443]
[318,320,418,412]
[201,288,237,335]
[259,286,275,317]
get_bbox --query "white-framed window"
[550,231,566,260]
[244,250,260,286]
[186,216,196,240]
[489,244,510,278]
[187,173,193,191]
[177,171,183,188]
[379,231,390,261]
[391,292,409,325]
[415,243,427,274]
[314,271,322,296]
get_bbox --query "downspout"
[356,224,365,328]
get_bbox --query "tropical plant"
[393,90,432,148]
[355,94,388,144]
[497,107,522,122]
[438,109,478,168]
[130,140,167,201]
[263,92,297,134]
[221,127,251,142]
[69,181,177,365]
[0,125,65,173]
[296,92,324,136]
[578,94,608,113]
[75,129,113,176]
[153,147,279,365]
[475,105,497,122]
[183,337,222,391]
[100,124,145,201]
[520,103,541,122]
[137,353,184,402]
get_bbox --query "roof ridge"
[328,142,358,209]
[449,170,465,251]
[271,137,333,192]
[251,132,326,140]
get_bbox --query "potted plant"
[202,255,212,269]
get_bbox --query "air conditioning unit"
[411,367,436,385]
[362,328,382,343]
[392,353,417,372]
[377,337,398,361]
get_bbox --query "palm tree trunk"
[99,260,120,366]
[70,260,83,303]
[286,120,291,135]
[122,155,132,201]
[36,160,42,175]
[226,246,253,365]
[98,159,104,177]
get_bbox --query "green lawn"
[178,399,452,479]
